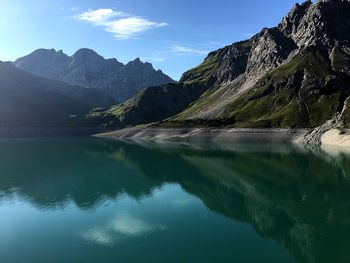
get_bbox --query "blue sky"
[0,0,305,80]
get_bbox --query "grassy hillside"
[172,48,349,128]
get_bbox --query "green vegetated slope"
[175,48,347,128]
[87,83,208,127]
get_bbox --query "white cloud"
[76,8,127,24]
[75,8,167,39]
[170,45,208,56]
[141,44,208,64]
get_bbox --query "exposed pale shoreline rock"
[95,127,350,148]
[95,127,308,143]
[322,129,350,147]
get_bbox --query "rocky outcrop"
[303,95,350,146]
[181,40,252,86]
[302,114,342,145]
[330,42,350,77]
[14,49,174,103]
[245,28,297,79]
[279,0,350,48]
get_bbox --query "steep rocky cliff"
[173,0,350,128]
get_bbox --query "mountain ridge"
[0,61,115,127]
[89,0,350,130]
[14,48,175,103]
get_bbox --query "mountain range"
[1,0,350,131]
[0,49,174,127]
[14,48,174,103]
[89,0,350,130]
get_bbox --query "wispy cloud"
[170,45,208,56]
[75,8,167,39]
[142,44,209,63]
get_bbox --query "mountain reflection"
[1,138,350,262]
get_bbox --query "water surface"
[0,138,350,262]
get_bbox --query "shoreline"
[95,127,310,143]
[95,127,350,148]
[1,126,349,149]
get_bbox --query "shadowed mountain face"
[14,48,175,103]
[90,0,350,128]
[1,138,350,262]
[0,62,115,127]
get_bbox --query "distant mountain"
[14,48,175,103]
[89,0,350,129]
[0,62,115,127]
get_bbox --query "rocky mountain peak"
[19,48,68,61]
[14,48,70,79]
[126,58,154,71]
[279,0,350,48]
[71,48,105,64]
[279,1,313,36]
[180,40,252,87]
[182,0,350,90]
[73,48,97,55]
[14,48,174,103]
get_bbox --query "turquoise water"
[0,138,350,262]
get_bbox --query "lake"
[0,138,349,263]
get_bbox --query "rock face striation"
[14,48,174,103]
[90,0,350,130]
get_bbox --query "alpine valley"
[3,1,350,262]
[1,0,350,144]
